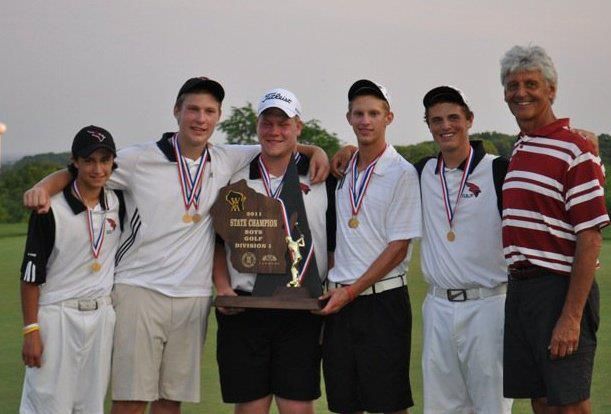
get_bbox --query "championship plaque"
[211,179,324,310]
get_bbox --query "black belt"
[508,265,546,280]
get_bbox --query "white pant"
[422,292,512,414]
[20,298,115,414]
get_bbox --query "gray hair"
[500,45,558,88]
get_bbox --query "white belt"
[428,283,507,302]
[61,296,112,311]
[328,274,406,296]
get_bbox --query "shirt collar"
[156,132,211,163]
[434,140,486,175]
[63,181,108,215]
[365,144,394,176]
[517,118,570,142]
[249,152,309,179]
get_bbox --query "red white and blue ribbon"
[72,181,107,262]
[439,146,474,230]
[172,134,208,214]
[257,153,301,199]
[348,145,387,219]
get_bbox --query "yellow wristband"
[23,323,40,336]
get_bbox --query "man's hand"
[330,145,357,178]
[308,147,330,184]
[573,128,599,156]
[22,331,43,368]
[313,287,352,315]
[24,187,51,214]
[215,287,244,315]
[549,313,581,359]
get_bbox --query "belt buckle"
[77,299,98,311]
[447,289,467,302]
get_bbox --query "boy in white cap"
[214,88,336,414]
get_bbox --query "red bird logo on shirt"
[300,183,311,194]
[106,218,117,231]
[465,182,481,197]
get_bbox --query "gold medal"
[191,213,201,223]
[182,213,192,223]
[447,230,456,242]
[348,216,359,229]
[91,261,102,272]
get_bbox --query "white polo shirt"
[109,133,259,297]
[418,141,507,289]
[329,144,422,285]
[21,184,123,305]
[224,154,335,292]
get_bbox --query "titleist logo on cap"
[263,92,292,104]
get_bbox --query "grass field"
[1,223,610,413]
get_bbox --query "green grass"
[1,223,610,413]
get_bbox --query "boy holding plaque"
[317,80,422,414]
[214,88,335,414]
[20,126,123,414]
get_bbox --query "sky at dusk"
[1,0,610,162]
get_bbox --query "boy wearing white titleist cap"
[214,88,336,414]
[317,80,422,414]
[20,125,123,414]
[24,78,329,414]
[415,86,512,413]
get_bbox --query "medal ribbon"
[172,134,208,213]
[439,146,474,230]
[348,145,387,218]
[257,153,301,199]
[72,181,107,260]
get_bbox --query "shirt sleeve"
[217,144,261,175]
[107,146,140,190]
[20,209,55,285]
[386,164,422,242]
[565,150,609,233]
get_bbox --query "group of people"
[19,44,606,414]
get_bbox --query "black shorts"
[215,298,323,403]
[322,286,413,413]
[504,270,599,406]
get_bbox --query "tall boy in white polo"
[318,80,421,414]
[20,126,122,414]
[416,86,512,414]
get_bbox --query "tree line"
[1,105,609,223]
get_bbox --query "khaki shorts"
[111,284,212,402]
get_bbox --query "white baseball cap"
[257,88,302,118]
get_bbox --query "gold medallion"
[447,230,456,242]
[91,261,102,272]
[191,213,201,223]
[348,216,359,229]
[182,213,193,223]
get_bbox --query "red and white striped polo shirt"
[502,118,609,275]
